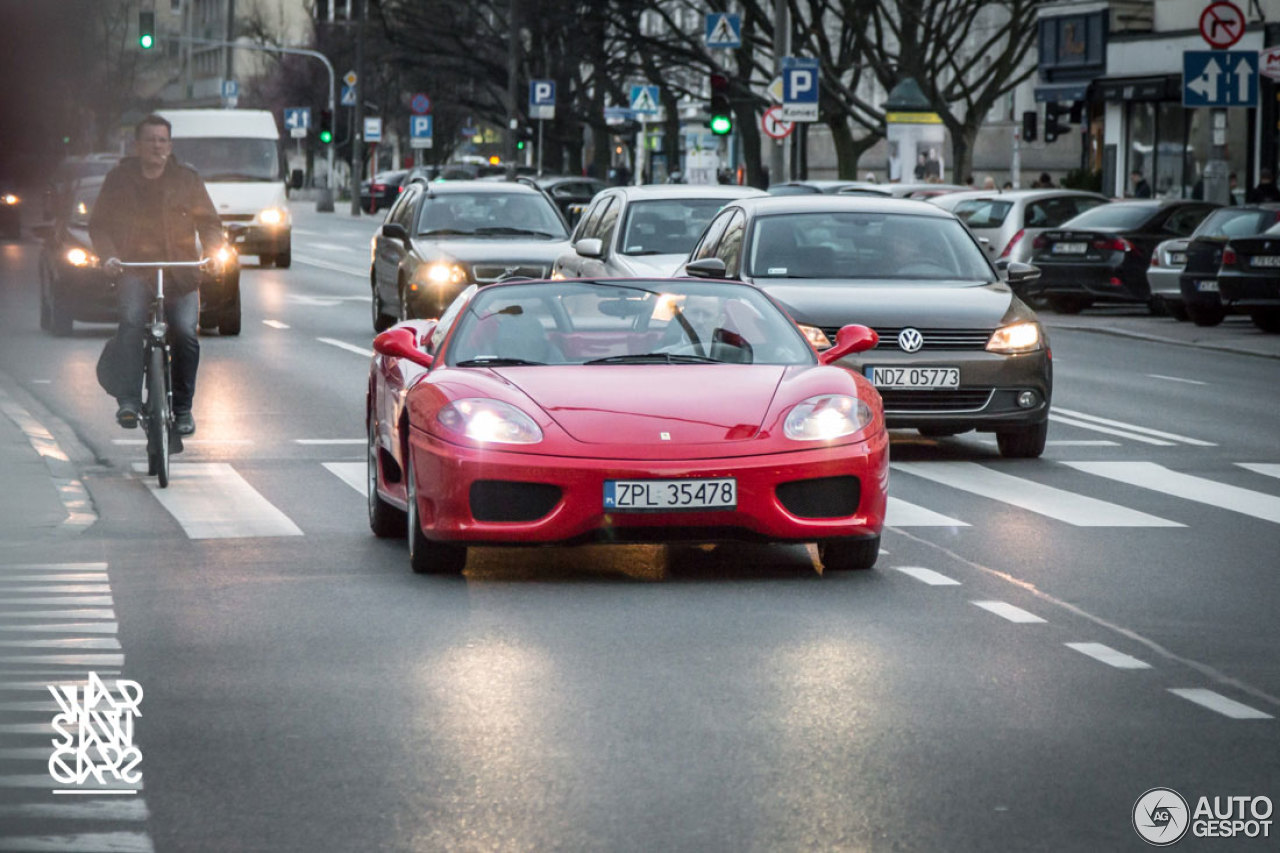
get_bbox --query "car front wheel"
[406,453,466,575]
[996,420,1048,458]
[1249,309,1280,333]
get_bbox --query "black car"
[1204,220,1280,332]
[1025,200,1218,314]
[1179,205,1280,327]
[680,195,1050,458]
[38,176,242,336]
[43,154,120,221]
[369,180,573,330]
[534,175,607,225]
[360,169,409,212]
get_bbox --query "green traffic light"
[139,33,154,49]
[319,130,332,144]
[709,114,732,135]
[516,140,525,150]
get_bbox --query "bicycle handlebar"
[114,259,213,269]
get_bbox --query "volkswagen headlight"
[986,321,1042,354]
[437,398,543,444]
[784,394,873,441]
[797,324,831,349]
[255,207,289,227]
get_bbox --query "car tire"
[1187,303,1225,327]
[818,536,880,572]
[274,248,291,269]
[1047,296,1090,314]
[1147,296,1167,316]
[399,283,415,321]
[218,280,242,336]
[372,279,395,332]
[996,420,1048,459]
[406,453,466,575]
[1165,299,1189,322]
[367,416,406,538]
[1250,309,1280,333]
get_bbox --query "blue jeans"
[114,273,200,412]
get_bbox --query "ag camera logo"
[1133,788,1190,846]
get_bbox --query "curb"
[0,380,98,534]
[1046,322,1280,361]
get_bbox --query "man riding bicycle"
[89,114,227,436]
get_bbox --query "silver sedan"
[1147,238,1191,320]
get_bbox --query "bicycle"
[114,259,212,488]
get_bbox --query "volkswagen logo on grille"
[897,328,924,353]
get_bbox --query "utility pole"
[505,0,521,177]
[771,0,787,185]
[349,0,364,215]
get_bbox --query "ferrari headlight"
[986,321,1042,354]
[66,247,96,267]
[1,193,18,206]
[437,398,543,444]
[784,394,873,441]
[256,206,288,226]
[418,261,468,287]
[797,324,831,350]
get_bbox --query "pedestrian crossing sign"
[705,13,742,48]
[629,85,660,115]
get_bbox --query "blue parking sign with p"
[785,68,817,102]
[411,115,432,138]
[530,80,555,106]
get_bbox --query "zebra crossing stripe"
[972,601,1046,623]
[0,798,150,821]
[885,497,968,527]
[134,463,303,539]
[1052,407,1216,446]
[323,462,366,495]
[892,462,1182,527]
[0,832,155,853]
[1063,462,1280,525]
[1065,642,1151,669]
[1049,413,1173,445]
[1168,689,1273,720]
[1237,462,1280,481]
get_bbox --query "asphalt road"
[1,205,1277,852]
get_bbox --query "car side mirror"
[575,237,603,259]
[1002,260,1041,284]
[373,326,434,369]
[381,222,410,242]
[289,169,304,190]
[818,324,879,364]
[683,257,727,279]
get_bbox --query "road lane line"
[0,654,125,667]
[303,242,358,253]
[891,566,961,585]
[0,574,106,583]
[0,622,119,634]
[293,255,366,277]
[0,563,107,572]
[1049,414,1174,445]
[0,610,116,620]
[317,337,374,358]
[972,601,1046,623]
[297,439,364,445]
[1146,373,1207,386]
[0,833,154,852]
[885,496,968,527]
[132,463,303,539]
[0,597,113,607]
[1052,406,1215,446]
[262,319,290,329]
[1237,462,1280,481]
[0,638,121,650]
[0,585,111,594]
[893,462,1182,527]
[1168,689,1273,719]
[1065,642,1151,669]
[1063,461,1280,525]
[323,462,366,495]
[0,799,150,821]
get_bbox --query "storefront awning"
[1034,82,1090,103]
[1094,75,1180,102]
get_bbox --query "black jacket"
[89,156,224,291]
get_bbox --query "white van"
[159,108,292,268]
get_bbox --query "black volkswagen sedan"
[1179,205,1280,327]
[1025,200,1218,314]
[680,196,1050,458]
[369,180,572,330]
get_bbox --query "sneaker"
[175,411,196,436]
[115,401,140,429]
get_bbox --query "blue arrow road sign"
[1184,50,1257,107]
[705,13,742,48]
[283,107,311,130]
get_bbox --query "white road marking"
[0,585,110,594]
[0,622,119,634]
[893,462,1182,527]
[1049,414,1174,445]
[0,798,150,821]
[891,566,961,585]
[0,654,124,667]
[1065,642,1151,669]
[262,319,290,329]
[1064,461,1280,525]
[0,574,107,583]
[885,497,969,527]
[0,563,107,572]
[971,436,1120,447]
[0,701,59,712]
[293,256,366,278]
[0,597,112,607]
[133,463,303,539]
[0,638,120,650]
[0,832,154,852]
[323,462,366,495]
[1052,406,1215,446]
[972,600,1046,623]
[1168,688,1273,719]
[1146,373,1207,386]
[317,337,374,358]
[296,438,364,445]
[1238,462,1280,481]
[0,748,53,760]
[302,242,358,253]
[29,379,51,384]
[0,610,116,620]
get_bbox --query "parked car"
[840,182,968,200]
[38,176,241,336]
[1179,205,1280,327]
[366,277,888,574]
[1146,237,1192,320]
[1023,200,1218,314]
[553,185,765,280]
[360,169,409,212]
[769,180,876,196]
[1207,219,1280,332]
[931,188,1109,260]
[534,175,607,225]
[369,179,572,330]
[680,195,1049,457]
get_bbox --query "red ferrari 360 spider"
[366,277,888,575]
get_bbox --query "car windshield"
[415,192,568,238]
[1195,208,1280,238]
[68,183,101,227]
[747,212,996,282]
[171,138,281,182]
[1060,203,1154,230]
[446,280,815,366]
[619,198,733,256]
[952,199,1012,228]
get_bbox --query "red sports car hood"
[495,365,787,445]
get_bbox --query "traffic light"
[138,11,155,49]
[1021,110,1037,143]
[318,109,333,144]
[1044,102,1066,144]
[515,126,533,150]
[709,72,732,135]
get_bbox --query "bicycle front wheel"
[145,345,171,488]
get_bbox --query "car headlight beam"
[986,321,1042,354]
[256,207,288,226]
[1,193,19,206]
[437,398,543,445]
[66,247,95,267]
[784,394,873,441]
[418,261,468,288]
